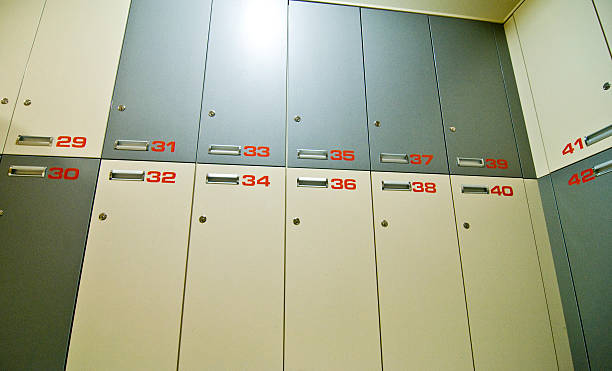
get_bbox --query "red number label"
[410,154,422,165]
[146,171,161,183]
[485,159,508,169]
[330,150,355,161]
[48,167,63,179]
[423,154,433,165]
[64,168,80,180]
[161,172,176,183]
[412,182,424,192]
[568,169,596,186]
[244,146,257,156]
[256,175,270,186]
[150,140,176,153]
[330,150,342,160]
[330,178,357,190]
[562,138,584,156]
[47,167,80,180]
[56,136,87,148]
[243,146,270,157]
[491,185,514,196]
[257,147,270,157]
[331,178,343,189]
[412,182,436,193]
[241,175,269,186]
[568,173,580,186]
[56,136,71,147]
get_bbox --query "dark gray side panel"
[0,155,99,370]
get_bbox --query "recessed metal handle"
[109,170,145,181]
[16,135,53,146]
[593,159,612,177]
[114,140,149,151]
[461,185,490,194]
[382,181,412,191]
[208,144,241,156]
[206,173,239,185]
[380,153,409,164]
[8,165,47,177]
[297,177,328,188]
[584,124,612,146]
[297,149,328,160]
[457,157,485,167]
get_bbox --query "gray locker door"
[430,16,522,178]
[288,2,370,170]
[101,0,212,162]
[197,0,286,167]
[362,9,448,174]
[552,149,612,370]
[0,155,99,370]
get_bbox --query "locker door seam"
[359,8,373,172]
[283,2,289,369]
[195,0,215,165]
[591,0,612,58]
[367,171,384,370]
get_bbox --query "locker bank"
[0,0,610,370]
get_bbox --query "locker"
[67,160,194,370]
[371,172,472,370]
[451,175,556,370]
[514,0,612,172]
[197,0,286,167]
[3,0,130,158]
[285,168,381,370]
[102,0,212,163]
[594,0,611,51]
[287,2,370,170]
[0,0,45,153]
[179,164,284,369]
[551,149,612,370]
[362,9,448,174]
[0,155,99,370]
[430,16,522,178]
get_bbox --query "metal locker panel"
[430,16,522,178]
[594,0,612,51]
[514,0,612,172]
[285,168,381,370]
[0,155,99,370]
[4,0,131,158]
[551,149,612,370]
[102,0,212,163]
[0,0,45,154]
[287,2,370,170]
[197,0,286,167]
[451,175,556,370]
[371,172,472,370]
[179,164,284,369]
[66,160,194,370]
[362,9,448,174]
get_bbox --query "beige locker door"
[179,164,284,370]
[451,176,557,370]
[4,0,130,158]
[285,168,381,371]
[371,172,473,370]
[67,160,194,370]
[594,0,612,51]
[514,0,612,172]
[0,0,45,153]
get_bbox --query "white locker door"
[0,0,45,153]
[4,0,130,158]
[451,176,557,370]
[371,172,473,370]
[179,164,284,370]
[514,0,612,172]
[285,168,381,370]
[67,160,194,370]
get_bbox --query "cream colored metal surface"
[504,16,550,178]
[179,164,284,370]
[0,0,45,153]
[306,0,522,22]
[4,0,130,157]
[451,175,557,370]
[513,0,612,172]
[594,0,612,52]
[371,172,473,370]
[524,179,574,370]
[67,160,194,370]
[285,168,381,370]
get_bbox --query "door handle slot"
[206,173,240,185]
[8,166,47,177]
[593,159,612,177]
[461,185,490,194]
[382,181,412,191]
[297,149,328,160]
[297,177,328,188]
[457,157,485,167]
[208,145,241,156]
[114,140,149,151]
[380,153,409,163]
[109,170,145,181]
[16,135,53,146]
[585,124,612,146]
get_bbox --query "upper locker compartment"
[3,0,131,158]
[362,9,448,174]
[430,16,522,177]
[197,0,286,167]
[0,0,45,154]
[288,2,369,170]
[102,0,212,162]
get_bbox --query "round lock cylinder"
[381,220,388,227]
[199,216,207,223]
[117,105,126,111]
[463,222,470,229]
[99,213,108,221]
[293,217,300,225]
[1,98,8,104]
[208,110,215,117]
[23,99,32,106]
